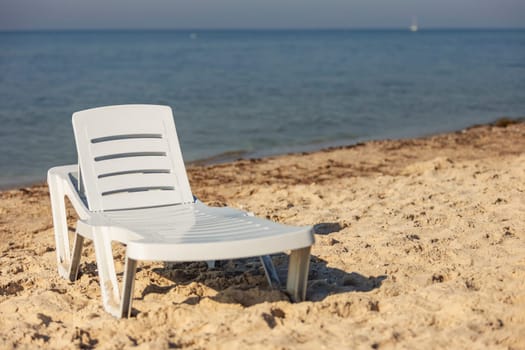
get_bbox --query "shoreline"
[190,117,525,166]
[2,117,522,192]
[1,120,524,348]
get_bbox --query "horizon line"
[1,26,525,33]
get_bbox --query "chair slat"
[93,156,173,177]
[90,138,169,158]
[97,173,177,194]
[101,189,182,211]
[84,117,166,140]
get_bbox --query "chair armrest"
[48,164,96,277]
[48,164,91,219]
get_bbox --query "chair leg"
[68,233,84,282]
[48,176,71,279]
[260,255,281,289]
[286,247,311,302]
[92,228,121,317]
[92,227,138,318]
[120,257,137,318]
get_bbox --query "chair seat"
[78,202,313,261]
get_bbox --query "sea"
[0,29,524,188]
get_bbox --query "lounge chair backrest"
[72,105,193,211]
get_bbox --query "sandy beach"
[1,121,524,349]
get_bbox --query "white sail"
[410,16,418,32]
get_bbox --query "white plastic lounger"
[48,105,314,318]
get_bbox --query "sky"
[0,0,524,30]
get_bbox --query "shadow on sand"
[143,252,386,308]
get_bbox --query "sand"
[1,122,524,349]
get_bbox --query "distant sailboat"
[410,17,418,32]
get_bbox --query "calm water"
[0,29,524,188]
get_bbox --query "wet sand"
[1,122,524,349]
